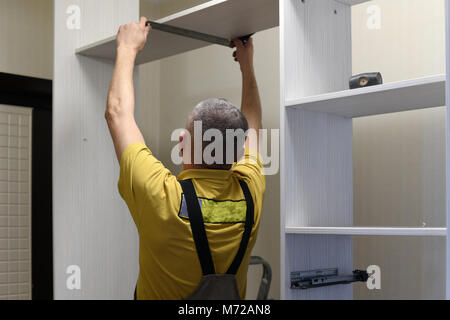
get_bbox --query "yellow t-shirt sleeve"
[231,148,266,201]
[118,142,176,229]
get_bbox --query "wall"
[352,0,446,299]
[0,0,53,79]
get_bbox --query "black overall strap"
[180,179,216,275]
[227,180,254,275]
[180,179,255,276]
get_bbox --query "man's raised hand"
[116,17,152,54]
[232,38,254,73]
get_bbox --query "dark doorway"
[0,72,53,300]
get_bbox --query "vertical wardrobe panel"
[53,0,139,299]
[283,0,352,100]
[281,0,353,299]
[0,105,32,300]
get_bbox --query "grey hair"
[187,98,249,167]
[188,98,248,135]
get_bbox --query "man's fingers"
[140,17,151,36]
[139,16,148,28]
[145,24,152,35]
[233,51,237,57]
[234,38,244,48]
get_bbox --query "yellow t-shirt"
[118,142,266,300]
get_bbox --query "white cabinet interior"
[281,0,448,300]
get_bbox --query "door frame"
[0,72,53,300]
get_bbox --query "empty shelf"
[76,0,279,65]
[285,226,447,236]
[285,75,446,118]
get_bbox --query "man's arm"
[106,17,151,162]
[233,38,262,149]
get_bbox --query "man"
[106,17,265,300]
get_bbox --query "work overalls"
[181,179,254,300]
[134,179,254,300]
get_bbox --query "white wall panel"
[284,0,352,100]
[281,0,353,299]
[285,234,353,300]
[285,109,353,228]
[53,0,139,299]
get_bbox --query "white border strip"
[445,0,450,301]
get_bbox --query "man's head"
[180,98,249,170]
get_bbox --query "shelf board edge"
[285,227,447,236]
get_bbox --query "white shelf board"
[336,0,371,5]
[76,0,279,64]
[285,75,446,118]
[285,226,447,236]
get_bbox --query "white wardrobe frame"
[280,0,450,300]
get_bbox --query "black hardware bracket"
[290,268,369,290]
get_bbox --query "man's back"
[118,143,265,300]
